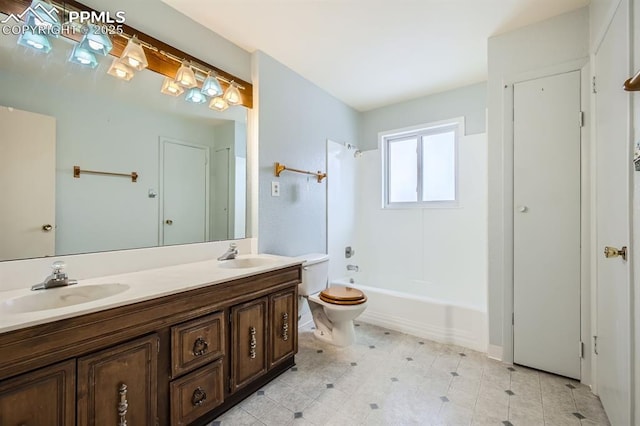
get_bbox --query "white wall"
[355,133,487,311]
[487,7,589,361]
[359,83,486,150]
[255,51,360,256]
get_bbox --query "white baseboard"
[488,344,503,361]
[358,310,487,353]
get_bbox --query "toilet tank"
[297,253,329,296]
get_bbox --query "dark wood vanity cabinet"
[77,334,159,426]
[268,289,297,369]
[0,360,75,426]
[0,265,300,426]
[230,297,269,392]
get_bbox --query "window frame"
[380,117,463,209]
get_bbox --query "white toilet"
[298,253,367,347]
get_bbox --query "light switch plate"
[271,181,280,197]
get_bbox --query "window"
[381,118,461,208]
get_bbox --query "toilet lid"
[319,286,367,305]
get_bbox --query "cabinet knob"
[191,387,207,407]
[42,224,53,232]
[192,337,209,357]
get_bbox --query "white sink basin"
[1,283,130,314]
[218,257,277,269]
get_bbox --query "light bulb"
[115,69,127,78]
[78,57,91,65]
[168,86,178,94]
[27,39,44,50]
[128,57,140,68]
[87,39,104,51]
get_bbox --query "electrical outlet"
[271,181,280,197]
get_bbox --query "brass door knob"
[42,224,53,232]
[165,219,173,225]
[604,246,627,261]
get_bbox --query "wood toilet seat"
[319,286,367,305]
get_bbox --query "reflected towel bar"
[73,166,138,182]
[274,162,326,182]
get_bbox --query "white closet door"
[513,71,581,379]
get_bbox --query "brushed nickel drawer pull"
[282,312,289,341]
[249,326,257,359]
[118,383,128,426]
[192,337,209,357]
[191,387,207,407]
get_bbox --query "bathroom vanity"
[0,256,300,425]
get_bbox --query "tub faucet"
[32,261,78,291]
[217,243,238,261]
[347,264,359,272]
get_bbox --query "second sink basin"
[1,283,130,314]
[218,257,277,269]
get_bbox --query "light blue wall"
[359,82,487,151]
[256,52,360,256]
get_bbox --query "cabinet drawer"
[171,311,225,377]
[170,359,224,426]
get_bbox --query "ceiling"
[162,0,589,112]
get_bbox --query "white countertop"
[0,254,303,334]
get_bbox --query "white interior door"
[212,148,230,241]
[0,106,55,260]
[161,139,209,246]
[513,71,581,379]
[594,3,631,424]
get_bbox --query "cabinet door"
[230,297,268,392]
[0,359,75,426]
[269,288,297,368]
[77,334,158,426]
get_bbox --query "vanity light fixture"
[68,44,98,68]
[160,77,184,96]
[120,36,148,71]
[209,96,229,111]
[185,88,207,104]
[107,57,135,81]
[78,24,113,56]
[223,82,242,106]
[17,29,52,53]
[201,72,223,97]
[175,60,197,88]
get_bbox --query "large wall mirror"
[0,31,248,262]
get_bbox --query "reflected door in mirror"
[161,139,209,246]
[0,106,55,261]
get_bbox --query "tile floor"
[210,322,610,425]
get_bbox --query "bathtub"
[332,278,488,353]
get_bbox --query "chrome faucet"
[217,243,239,261]
[32,261,78,291]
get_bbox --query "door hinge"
[227,376,231,393]
[579,111,584,127]
[512,312,514,325]
[592,76,597,94]
[593,336,598,355]
[579,341,584,358]
[157,337,160,353]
